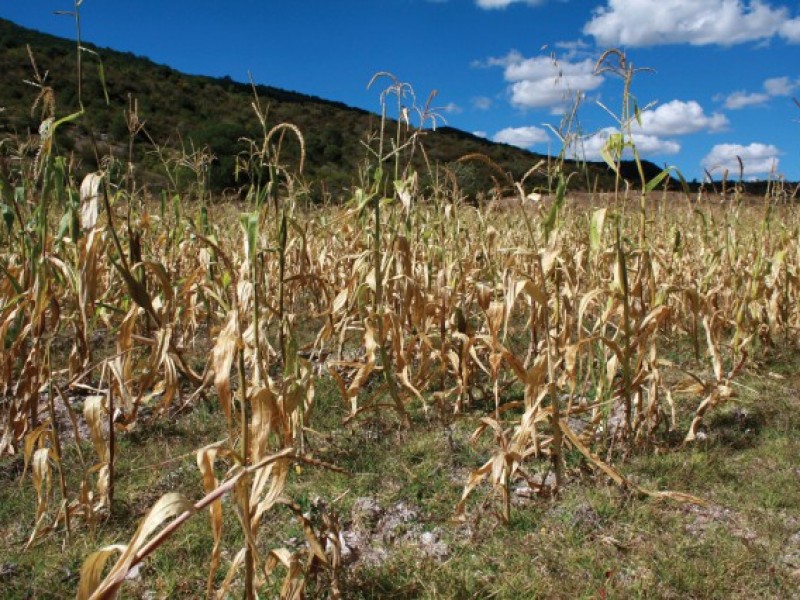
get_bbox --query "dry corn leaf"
[79,493,194,599]
[79,172,102,231]
[197,446,223,598]
[212,311,239,421]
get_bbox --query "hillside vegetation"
[0,17,667,200]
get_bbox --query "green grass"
[3,347,799,598]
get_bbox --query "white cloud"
[476,0,546,8]
[724,91,771,109]
[479,51,603,110]
[573,100,721,160]
[701,142,781,176]
[493,126,550,148]
[636,100,728,135]
[472,96,493,110]
[577,127,681,160]
[764,76,797,96]
[440,102,463,114]
[471,50,525,69]
[623,134,681,156]
[781,17,800,42]
[584,0,800,47]
[473,130,488,138]
[722,76,800,109]
[554,39,591,52]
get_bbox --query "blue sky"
[3,0,800,181]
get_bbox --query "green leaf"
[644,166,675,193]
[172,194,181,222]
[353,188,372,216]
[240,211,259,263]
[543,174,566,243]
[675,169,691,195]
[52,109,84,132]
[633,101,643,126]
[97,58,110,105]
[0,203,14,232]
[279,211,288,251]
[79,46,110,105]
[590,207,607,254]
[283,332,299,379]
[600,132,625,174]
[56,211,72,242]
[160,190,167,220]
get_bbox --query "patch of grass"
[2,356,800,599]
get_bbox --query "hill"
[0,17,666,200]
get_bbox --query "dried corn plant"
[4,41,800,598]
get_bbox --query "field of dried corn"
[1,41,800,598]
[3,150,800,597]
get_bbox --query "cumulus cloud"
[636,100,728,135]
[584,0,800,47]
[781,17,800,41]
[722,76,800,109]
[477,51,603,110]
[574,100,722,161]
[473,130,488,138]
[493,126,550,148]
[764,76,798,96]
[476,0,546,8]
[578,127,681,160]
[701,142,781,176]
